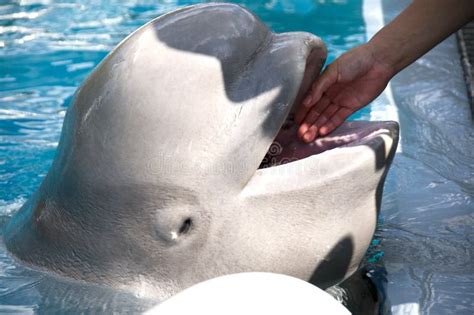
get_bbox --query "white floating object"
[145,272,350,315]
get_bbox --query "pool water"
[0,0,472,313]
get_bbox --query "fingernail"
[299,124,308,135]
[303,132,313,142]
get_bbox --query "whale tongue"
[259,119,389,169]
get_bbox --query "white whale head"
[4,3,398,299]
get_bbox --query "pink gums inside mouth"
[259,119,391,169]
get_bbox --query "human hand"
[295,44,395,143]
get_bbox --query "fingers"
[296,95,330,137]
[299,102,340,142]
[294,104,309,125]
[294,58,358,143]
[302,62,338,109]
[295,62,339,125]
[319,107,353,136]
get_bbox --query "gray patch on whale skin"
[3,3,398,299]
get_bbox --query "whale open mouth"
[259,48,398,169]
[259,119,398,169]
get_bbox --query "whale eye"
[168,217,193,242]
[179,218,192,235]
[153,207,197,244]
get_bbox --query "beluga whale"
[3,3,399,299]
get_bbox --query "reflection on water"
[0,242,155,313]
[1,0,472,313]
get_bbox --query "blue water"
[1,0,473,314]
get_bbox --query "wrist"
[364,39,398,79]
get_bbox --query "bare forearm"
[368,0,474,74]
